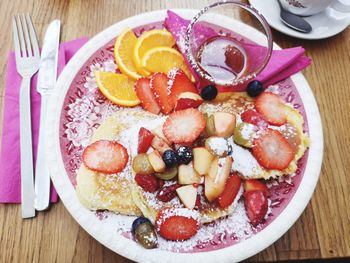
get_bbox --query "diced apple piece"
[213,112,236,138]
[193,147,214,175]
[152,125,171,145]
[205,156,233,202]
[174,92,203,111]
[176,185,198,209]
[178,162,201,185]
[147,150,166,173]
[151,135,171,154]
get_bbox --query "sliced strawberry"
[135,77,161,115]
[156,207,199,241]
[255,92,287,126]
[217,173,242,208]
[163,108,206,144]
[279,123,301,155]
[244,190,268,226]
[150,72,173,114]
[244,179,270,197]
[241,110,268,129]
[83,140,128,174]
[168,69,198,105]
[134,174,160,193]
[174,92,203,111]
[252,129,294,170]
[137,127,155,154]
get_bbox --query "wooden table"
[0,0,349,262]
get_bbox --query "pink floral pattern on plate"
[59,22,309,252]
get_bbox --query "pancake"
[76,92,309,223]
[75,109,159,215]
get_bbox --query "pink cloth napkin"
[0,38,88,203]
[165,10,312,92]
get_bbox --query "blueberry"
[200,84,218,100]
[162,150,178,168]
[132,216,151,235]
[176,146,193,164]
[246,80,263,97]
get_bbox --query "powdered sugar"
[206,137,229,156]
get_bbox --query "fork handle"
[20,76,36,218]
[34,94,50,211]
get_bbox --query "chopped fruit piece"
[176,185,198,209]
[162,150,178,168]
[193,147,214,175]
[150,72,173,114]
[205,114,216,137]
[155,167,178,180]
[132,154,155,174]
[151,135,171,154]
[133,218,158,249]
[217,174,241,208]
[142,47,192,80]
[137,127,155,154]
[152,125,171,145]
[132,216,152,235]
[205,156,233,202]
[156,208,199,241]
[178,162,201,185]
[147,150,166,173]
[255,92,287,126]
[176,146,193,165]
[163,108,206,144]
[279,123,301,155]
[246,80,264,97]
[200,84,218,101]
[157,183,179,202]
[94,72,140,107]
[114,28,142,80]
[133,29,175,76]
[169,70,198,105]
[135,78,161,114]
[241,110,268,129]
[174,92,203,111]
[244,190,268,226]
[252,129,294,170]
[83,140,128,174]
[135,174,160,193]
[244,179,270,197]
[213,112,236,138]
[205,136,230,157]
[233,123,255,148]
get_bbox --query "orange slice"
[133,29,175,76]
[114,28,142,80]
[141,47,192,79]
[94,71,140,106]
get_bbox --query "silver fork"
[12,14,40,218]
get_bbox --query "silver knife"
[34,20,60,211]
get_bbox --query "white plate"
[45,9,323,262]
[249,0,350,39]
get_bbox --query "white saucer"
[249,0,350,40]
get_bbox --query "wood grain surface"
[0,0,349,262]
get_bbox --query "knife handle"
[20,77,36,218]
[34,94,50,211]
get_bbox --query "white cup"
[280,0,350,16]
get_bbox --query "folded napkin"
[165,10,312,91]
[0,38,88,203]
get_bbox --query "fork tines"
[12,14,39,61]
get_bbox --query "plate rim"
[45,9,324,263]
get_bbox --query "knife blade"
[34,20,60,211]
